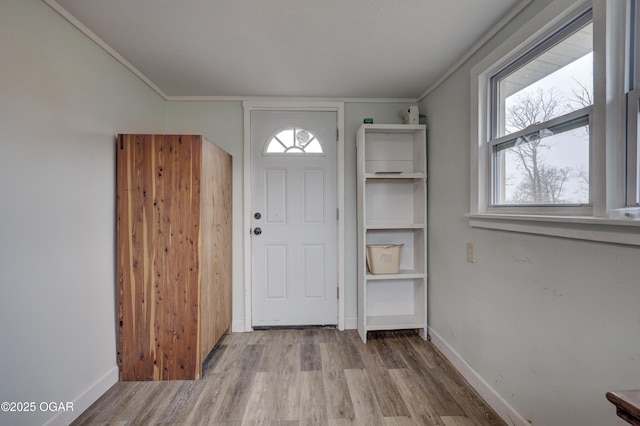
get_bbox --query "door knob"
[253,227,262,235]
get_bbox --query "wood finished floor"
[72,330,505,426]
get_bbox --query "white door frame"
[243,101,345,332]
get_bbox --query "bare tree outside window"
[506,85,590,204]
[492,15,593,206]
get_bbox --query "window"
[469,0,640,244]
[265,127,323,154]
[489,9,593,207]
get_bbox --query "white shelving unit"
[356,124,427,343]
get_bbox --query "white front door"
[251,110,338,327]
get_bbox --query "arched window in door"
[265,127,324,154]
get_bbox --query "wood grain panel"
[200,137,233,362]
[117,134,232,381]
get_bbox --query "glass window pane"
[265,127,324,155]
[493,116,590,205]
[495,21,593,137]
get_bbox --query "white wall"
[0,1,165,425]
[421,1,640,425]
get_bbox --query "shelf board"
[365,271,426,280]
[366,224,425,230]
[361,124,426,133]
[364,172,426,180]
[366,314,426,330]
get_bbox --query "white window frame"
[629,88,640,205]
[627,0,640,206]
[488,8,593,212]
[469,0,640,245]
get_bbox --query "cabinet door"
[117,134,202,380]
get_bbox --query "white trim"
[232,319,246,333]
[242,101,345,332]
[42,0,168,99]
[43,366,118,426]
[418,0,534,101]
[469,212,640,246]
[428,328,530,426]
[168,96,418,104]
[628,88,640,205]
[344,316,358,330]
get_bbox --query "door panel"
[251,110,337,326]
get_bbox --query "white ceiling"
[47,0,525,100]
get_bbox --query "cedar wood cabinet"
[116,134,232,380]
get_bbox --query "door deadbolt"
[253,227,262,235]
[254,212,262,220]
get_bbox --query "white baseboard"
[232,319,247,332]
[344,316,357,330]
[43,365,119,426]
[428,327,529,426]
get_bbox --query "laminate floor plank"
[384,416,415,426]
[70,381,147,424]
[370,337,407,370]
[212,340,245,374]
[71,330,505,426]
[184,372,227,425]
[202,343,227,376]
[356,339,410,418]
[441,416,476,426]
[389,368,444,426]
[215,344,265,422]
[241,371,277,425]
[320,343,356,421]
[257,340,292,372]
[157,380,207,423]
[272,344,302,422]
[301,342,322,371]
[300,370,328,425]
[103,382,165,423]
[129,381,183,425]
[344,368,386,426]
[390,336,465,416]
[327,419,358,426]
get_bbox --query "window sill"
[467,213,640,246]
